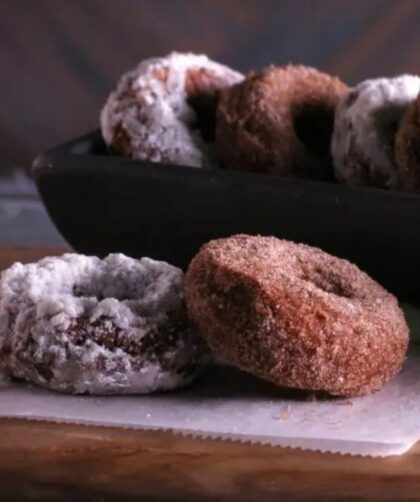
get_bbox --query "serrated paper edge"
[0,413,415,458]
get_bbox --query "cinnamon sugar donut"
[395,93,420,192]
[0,253,208,395]
[184,235,408,397]
[332,75,420,188]
[100,52,243,167]
[216,65,348,179]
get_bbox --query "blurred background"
[1,0,420,245]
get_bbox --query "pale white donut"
[0,253,208,395]
[100,52,243,167]
[332,75,420,188]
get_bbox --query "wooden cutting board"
[0,247,420,502]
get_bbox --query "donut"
[215,65,348,179]
[184,235,408,397]
[100,52,243,167]
[0,253,208,395]
[395,93,420,192]
[332,75,420,188]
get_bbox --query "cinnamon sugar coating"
[395,93,420,192]
[184,235,408,397]
[216,65,348,179]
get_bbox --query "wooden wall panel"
[1,0,420,172]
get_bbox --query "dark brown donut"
[184,235,408,397]
[395,92,420,192]
[216,65,348,180]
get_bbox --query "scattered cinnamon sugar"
[275,404,292,421]
[336,399,354,406]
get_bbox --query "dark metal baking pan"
[32,130,420,304]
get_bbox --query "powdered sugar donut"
[332,75,420,188]
[100,52,243,167]
[0,253,208,395]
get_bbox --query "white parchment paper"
[1,346,420,457]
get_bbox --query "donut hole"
[71,267,162,303]
[372,103,408,157]
[72,280,132,302]
[186,69,224,143]
[293,103,334,156]
[187,93,217,142]
[345,89,359,107]
[111,123,133,157]
[300,267,354,298]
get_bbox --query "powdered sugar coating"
[0,253,208,395]
[332,75,420,188]
[184,235,409,397]
[100,52,243,167]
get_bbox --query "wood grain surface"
[0,246,68,267]
[1,418,420,502]
[2,0,420,173]
[0,247,420,501]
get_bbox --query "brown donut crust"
[395,93,420,192]
[216,65,348,180]
[184,235,408,397]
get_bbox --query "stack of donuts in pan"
[101,51,420,192]
[0,53,412,398]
